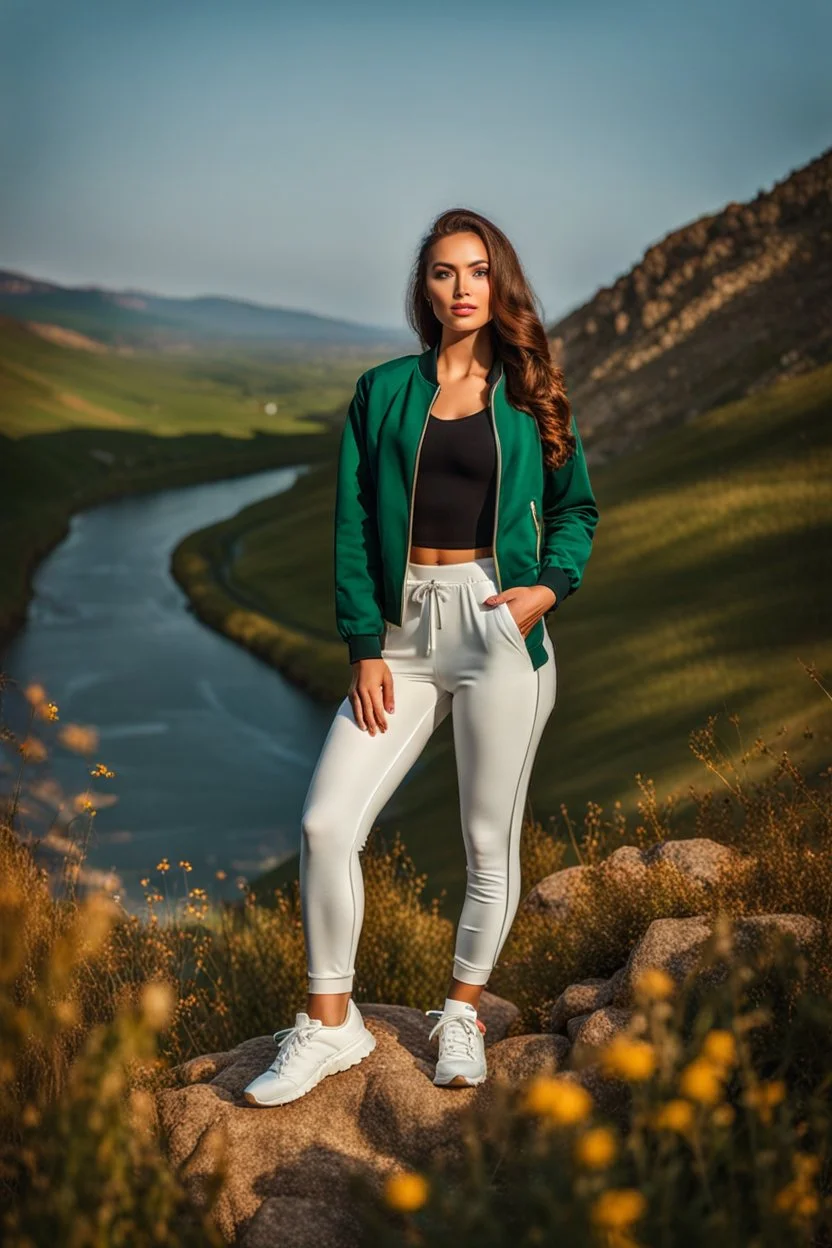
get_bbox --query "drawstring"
[410,579,454,656]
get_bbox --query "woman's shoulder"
[357,349,421,393]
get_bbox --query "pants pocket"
[494,601,528,655]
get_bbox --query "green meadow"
[0,317,375,641]
[177,363,832,911]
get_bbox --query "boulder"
[521,838,742,924]
[161,992,560,1247]
[550,968,627,1034]
[611,912,822,1007]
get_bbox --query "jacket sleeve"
[535,410,600,615]
[334,373,386,662]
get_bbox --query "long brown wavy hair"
[405,207,574,472]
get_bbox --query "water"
[0,465,337,917]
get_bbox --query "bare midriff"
[408,544,494,565]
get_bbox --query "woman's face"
[425,231,492,333]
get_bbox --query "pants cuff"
[452,958,492,986]
[307,972,355,994]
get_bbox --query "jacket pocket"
[530,498,542,562]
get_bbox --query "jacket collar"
[417,340,504,389]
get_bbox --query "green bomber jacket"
[334,341,600,672]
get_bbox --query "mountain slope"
[550,146,832,462]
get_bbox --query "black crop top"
[410,408,497,549]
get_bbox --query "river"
[0,466,337,918]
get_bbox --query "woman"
[245,208,599,1107]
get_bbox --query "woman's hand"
[349,658,395,735]
[483,584,556,637]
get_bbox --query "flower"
[574,1126,617,1169]
[652,1098,694,1133]
[591,1188,647,1230]
[522,1074,593,1124]
[140,981,176,1031]
[600,1036,657,1082]
[678,1058,724,1104]
[711,1103,735,1127]
[743,1080,785,1125]
[384,1169,429,1212]
[633,967,675,1001]
[700,1029,737,1069]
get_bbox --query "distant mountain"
[0,271,412,353]
[549,146,832,461]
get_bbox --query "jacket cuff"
[348,634,384,663]
[536,565,572,614]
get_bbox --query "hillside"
[550,146,832,462]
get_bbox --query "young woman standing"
[245,209,599,1107]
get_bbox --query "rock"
[521,838,742,925]
[611,912,822,1007]
[550,969,627,1033]
[485,1033,571,1087]
[521,863,589,920]
[571,1005,635,1051]
[565,1011,593,1042]
[161,998,555,1246]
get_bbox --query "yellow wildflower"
[652,1098,694,1133]
[141,981,176,1031]
[384,1169,429,1212]
[633,967,675,1001]
[744,1079,785,1125]
[591,1187,647,1230]
[523,1074,593,1124]
[700,1029,737,1069]
[18,736,48,763]
[600,1036,657,1082]
[679,1058,724,1104]
[711,1104,735,1127]
[574,1126,617,1169]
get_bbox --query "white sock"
[443,996,477,1018]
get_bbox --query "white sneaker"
[426,1000,488,1087]
[244,998,376,1107]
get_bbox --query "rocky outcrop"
[549,912,823,1056]
[522,837,742,922]
[550,146,832,462]
[160,989,569,1248]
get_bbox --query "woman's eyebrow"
[430,258,489,269]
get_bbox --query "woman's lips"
[451,306,476,315]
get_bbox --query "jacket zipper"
[530,498,541,562]
[489,372,503,591]
[401,380,441,621]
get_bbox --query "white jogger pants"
[299,556,558,994]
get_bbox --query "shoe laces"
[425,1009,485,1059]
[269,1016,323,1076]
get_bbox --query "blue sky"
[1,0,829,330]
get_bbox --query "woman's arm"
[334,373,387,662]
[534,411,600,615]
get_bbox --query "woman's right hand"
[349,659,395,734]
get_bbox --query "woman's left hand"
[483,584,557,637]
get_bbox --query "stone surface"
[161,994,561,1246]
[522,838,742,926]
